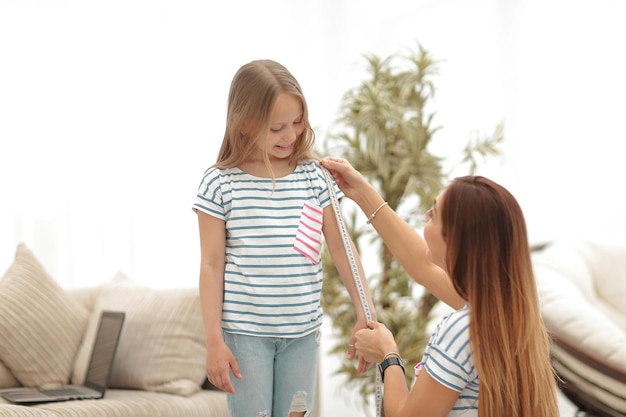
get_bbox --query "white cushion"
[533,239,626,372]
[0,243,89,388]
[0,361,19,388]
[584,241,626,318]
[16,389,229,417]
[72,274,207,396]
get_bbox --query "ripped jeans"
[224,330,321,417]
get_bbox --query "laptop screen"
[84,311,125,394]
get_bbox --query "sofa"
[532,239,626,417]
[0,243,229,417]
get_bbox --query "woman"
[320,157,559,417]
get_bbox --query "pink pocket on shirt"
[294,202,324,264]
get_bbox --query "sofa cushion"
[0,404,58,416]
[67,285,102,314]
[0,243,90,388]
[0,361,19,389]
[534,241,626,363]
[584,241,626,318]
[533,240,626,416]
[72,275,207,396]
[11,389,229,417]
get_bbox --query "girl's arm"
[197,211,241,393]
[322,204,377,372]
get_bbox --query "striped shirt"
[420,305,479,416]
[192,160,343,338]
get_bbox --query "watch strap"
[378,356,405,382]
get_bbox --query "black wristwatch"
[378,357,405,382]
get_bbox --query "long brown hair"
[214,60,316,176]
[441,176,559,417]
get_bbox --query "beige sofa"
[532,239,626,417]
[0,243,229,417]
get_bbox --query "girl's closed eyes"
[271,117,303,132]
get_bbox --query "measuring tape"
[321,165,383,417]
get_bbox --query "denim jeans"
[223,329,321,417]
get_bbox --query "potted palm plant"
[320,43,503,412]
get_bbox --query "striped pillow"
[0,360,19,388]
[72,276,206,396]
[0,243,89,387]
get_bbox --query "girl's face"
[424,190,447,270]
[263,93,305,160]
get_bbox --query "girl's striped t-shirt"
[192,161,342,338]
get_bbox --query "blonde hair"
[441,176,559,417]
[213,60,316,176]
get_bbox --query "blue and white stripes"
[193,161,342,338]
[421,305,479,415]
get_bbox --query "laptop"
[1,310,125,405]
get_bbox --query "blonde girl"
[193,60,375,417]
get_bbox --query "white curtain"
[2,0,626,286]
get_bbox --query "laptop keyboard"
[42,388,87,397]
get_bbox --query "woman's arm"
[197,211,241,393]
[320,157,465,309]
[356,190,464,309]
[387,367,460,417]
[355,322,460,417]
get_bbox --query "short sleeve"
[421,308,476,392]
[315,162,344,209]
[192,168,226,220]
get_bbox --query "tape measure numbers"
[321,166,383,417]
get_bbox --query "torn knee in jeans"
[288,391,308,417]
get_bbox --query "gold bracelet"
[382,351,401,361]
[366,201,388,224]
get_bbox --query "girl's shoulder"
[296,159,320,170]
[206,165,242,175]
[197,167,248,195]
[202,166,244,180]
[290,160,321,179]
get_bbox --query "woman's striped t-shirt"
[192,161,342,338]
[420,305,479,415]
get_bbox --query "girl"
[320,156,560,417]
[192,60,375,417]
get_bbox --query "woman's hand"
[355,321,399,364]
[320,157,368,201]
